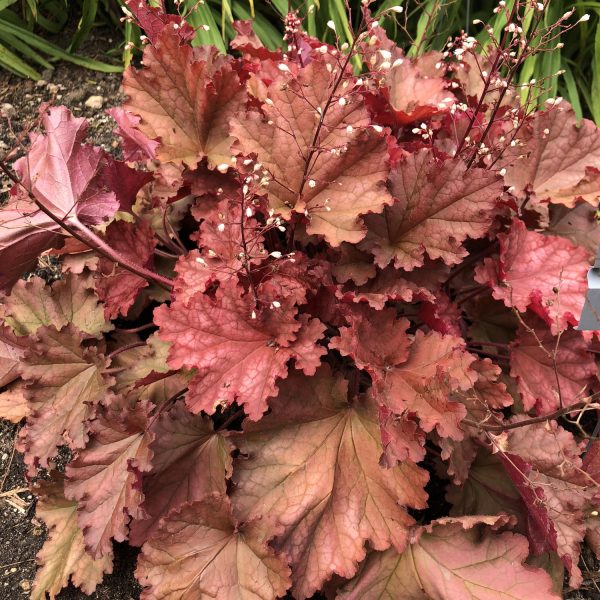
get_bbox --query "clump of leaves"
[1,1,600,598]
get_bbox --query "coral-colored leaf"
[32,475,113,600]
[232,60,392,246]
[330,306,411,375]
[1,273,110,337]
[95,220,156,319]
[136,494,291,600]
[17,325,110,473]
[130,403,233,545]
[155,279,301,420]
[336,264,437,309]
[440,359,513,483]
[385,53,453,125]
[475,218,591,334]
[232,366,428,599]
[375,330,476,440]
[108,107,160,162]
[510,320,597,414]
[502,420,593,586]
[124,31,245,170]
[339,517,559,600]
[360,149,502,270]
[504,103,600,207]
[65,401,154,558]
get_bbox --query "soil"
[0,25,141,600]
[1,24,600,600]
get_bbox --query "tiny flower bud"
[216,163,229,173]
[217,223,226,232]
[308,179,316,188]
[580,13,591,22]
[327,20,336,31]
[390,5,403,13]
[270,251,282,259]
[372,125,383,133]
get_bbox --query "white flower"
[390,5,403,13]
[308,179,316,188]
[217,223,226,232]
[270,251,282,259]
[216,163,229,173]
[278,63,290,72]
[327,20,336,31]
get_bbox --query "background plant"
[4,0,600,125]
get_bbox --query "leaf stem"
[0,161,174,291]
[463,400,598,433]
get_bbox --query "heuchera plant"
[2,1,600,598]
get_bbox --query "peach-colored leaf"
[32,475,113,600]
[360,149,502,270]
[232,366,428,599]
[65,401,154,558]
[136,494,291,600]
[231,60,392,246]
[124,31,244,170]
[339,517,559,600]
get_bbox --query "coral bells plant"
[2,0,600,598]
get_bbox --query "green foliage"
[0,0,122,79]
[2,0,600,124]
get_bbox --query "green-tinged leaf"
[31,475,113,600]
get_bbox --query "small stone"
[85,95,104,110]
[35,79,46,87]
[20,580,30,592]
[0,104,14,118]
[47,83,59,94]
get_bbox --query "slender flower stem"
[107,341,147,360]
[463,401,598,433]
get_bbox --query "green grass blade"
[0,29,52,68]
[591,11,600,123]
[183,1,226,52]
[69,0,99,51]
[231,2,282,49]
[0,18,122,71]
[561,64,583,120]
[0,39,41,78]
